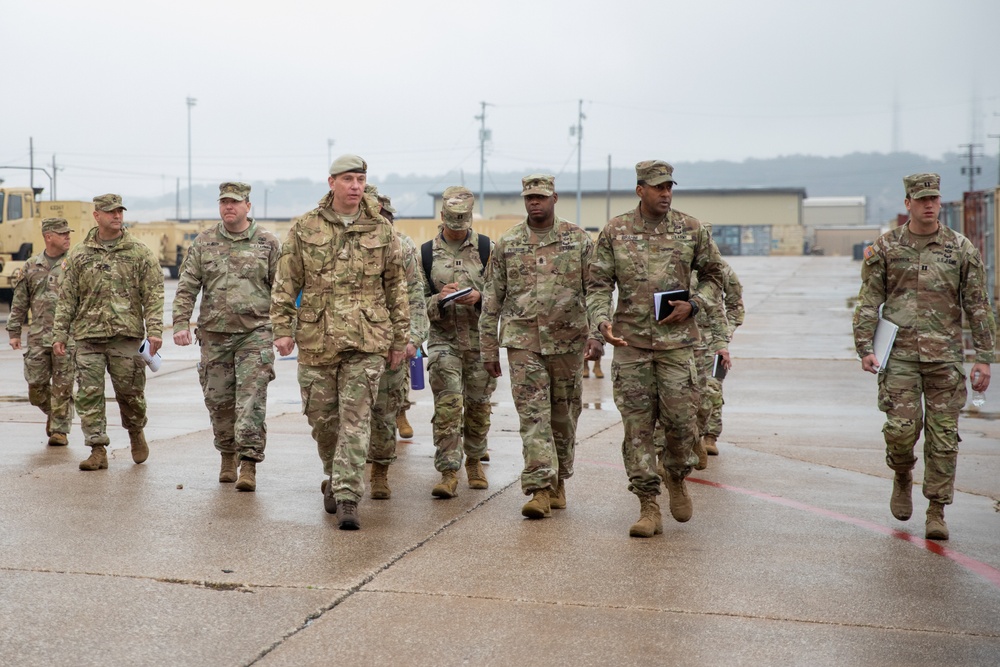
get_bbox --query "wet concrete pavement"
[0,256,998,666]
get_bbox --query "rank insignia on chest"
[537,257,547,266]
[454,259,463,268]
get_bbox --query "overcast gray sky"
[3,0,999,203]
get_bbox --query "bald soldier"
[480,174,601,519]
[853,172,995,540]
[173,182,281,492]
[271,155,409,530]
[587,161,728,538]
[53,194,164,471]
[423,186,496,498]
[7,217,76,446]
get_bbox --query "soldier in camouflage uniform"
[7,217,76,446]
[587,161,728,538]
[271,155,409,530]
[52,194,164,471]
[364,186,428,500]
[853,173,995,541]
[173,182,280,492]
[424,186,497,499]
[480,174,602,519]
[691,258,744,468]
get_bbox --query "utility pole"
[186,96,197,221]
[475,101,491,217]
[988,134,1000,187]
[606,154,612,224]
[327,139,335,169]
[958,143,983,192]
[29,137,34,192]
[51,155,57,200]
[175,177,180,221]
[569,99,586,225]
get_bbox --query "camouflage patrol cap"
[329,154,367,176]
[521,174,555,197]
[635,160,677,186]
[441,186,475,231]
[41,217,72,234]
[364,184,396,214]
[218,181,251,201]
[93,193,127,211]
[903,173,941,199]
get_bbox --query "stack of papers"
[440,287,473,306]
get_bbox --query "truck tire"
[14,243,33,261]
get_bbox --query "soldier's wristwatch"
[688,300,699,318]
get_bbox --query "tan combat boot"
[593,359,604,378]
[431,470,459,498]
[129,430,149,464]
[693,437,708,470]
[465,458,489,490]
[582,361,590,378]
[703,435,719,456]
[664,474,693,522]
[890,471,913,521]
[219,453,238,483]
[925,501,949,540]
[235,460,257,492]
[549,479,567,509]
[79,445,108,471]
[521,489,552,519]
[396,412,414,439]
[45,414,53,437]
[48,433,69,447]
[629,494,663,537]
[370,462,391,499]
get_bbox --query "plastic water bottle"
[971,371,985,408]
[410,348,425,390]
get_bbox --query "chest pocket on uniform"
[359,236,387,276]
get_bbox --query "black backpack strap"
[477,233,491,274]
[421,239,437,295]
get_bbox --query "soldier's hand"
[484,361,503,378]
[715,348,732,370]
[147,336,163,357]
[455,289,480,306]
[970,363,991,392]
[860,353,879,374]
[53,342,66,357]
[659,300,692,325]
[9,337,21,351]
[406,342,418,360]
[439,282,460,297]
[174,329,192,346]
[388,349,405,371]
[599,321,628,347]
[275,336,295,357]
[584,338,604,361]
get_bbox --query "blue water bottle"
[410,347,425,390]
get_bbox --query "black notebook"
[712,354,728,380]
[653,289,690,321]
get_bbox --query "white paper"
[872,304,898,373]
[138,339,163,373]
[440,287,473,306]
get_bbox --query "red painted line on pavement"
[577,457,1000,590]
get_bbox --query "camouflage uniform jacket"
[397,231,429,348]
[425,228,491,352]
[693,261,745,351]
[479,217,596,363]
[270,192,409,366]
[172,220,281,334]
[6,252,67,347]
[853,221,996,364]
[587,206,727,350]
[53,227,164,344]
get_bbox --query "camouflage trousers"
[613,345,699,496]
[368,356,411,465]
[508,348,582,494]
[299,352,384,503]
[197,328,275,462]
[428,344,497,472]
[74,337,147,446]
[23,344,76,434]
[695,346,724,438]
[877,359,966,505]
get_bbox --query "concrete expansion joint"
[249,480,519,665]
